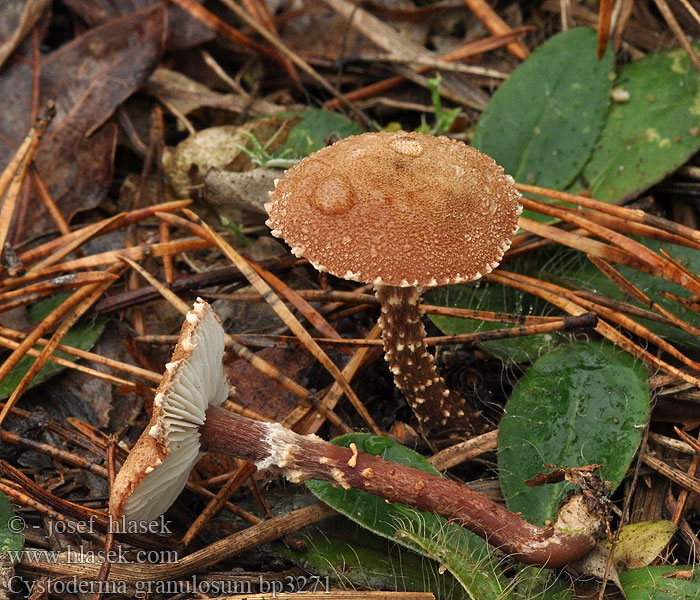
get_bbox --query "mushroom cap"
[110,299,230,523]
[265,131,522,288]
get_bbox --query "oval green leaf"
[498,341,649,525]
[619,566,700,600]
[583,46,700,202]
[306,434,511,600]
[473,28,613,198]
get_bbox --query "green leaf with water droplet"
[498,341,649,526]
[582,45,700,202]
[473,27,613,221]
[307,433,512,600]
[619,565,699,599]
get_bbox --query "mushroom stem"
[376,284,466,429]
[199,405,604,567]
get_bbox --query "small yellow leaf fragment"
[347,442,359,468]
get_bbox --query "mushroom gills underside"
[122,437,202,523]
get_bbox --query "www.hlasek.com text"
[8,545,179,565]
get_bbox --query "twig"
[92,437,118,600]
[462,0,529,59]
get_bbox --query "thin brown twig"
[462,0,530,59]
[92,436,118,600]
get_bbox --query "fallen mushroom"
[264,130,521,430]
[111,300,606,567]
[110,299,230,523]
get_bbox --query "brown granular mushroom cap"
[266,131,522,288]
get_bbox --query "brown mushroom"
[112,300,606,567]
[110,299,230,524]
[265,131,521,429]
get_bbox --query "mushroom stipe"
[111,300,608,568]
[265,131,522,431]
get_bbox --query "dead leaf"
[204,167,280,226]
[0,4,166,241]
[0,0,50,70]
[61,0,214,51]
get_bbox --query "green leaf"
[425,280,562,363]
[274,517,469,599]
[0,295,106,400]
[619,566,700,599]
[307,434,512,600]
[473,28,613,198]
[0,491,24,558]
[551,240,700,352]
[276,110,363,158]
[583,46,700,202]
[498,341,649,526]
[513,567,572,600]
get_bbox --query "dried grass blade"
[0,271,118,303]
[462,0,529,59]
[563,204,700,252]
[246,259,350,354]
[674,426,700,456]
[323,27,532,110]
[0,333,140,389]
[3,237,211,288]
[597,0,613,58]
[518,216,649,270]
[299,323,383,435]
[651,0,700,75]
[642,452,700,495]
[0,102,54,201]
[521,197,670,273]
[516,182,700,246]
[660,292,700,313]
[659,248,700,292]
[489,271,700,387]
[17,199,191,264]
[29,166,71,236]
[495,268,700,371]
[0,145,33,257]
[0,324,160,383]
[29,214,124,274]
[182,462,256,546]
[588,255,700,338]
